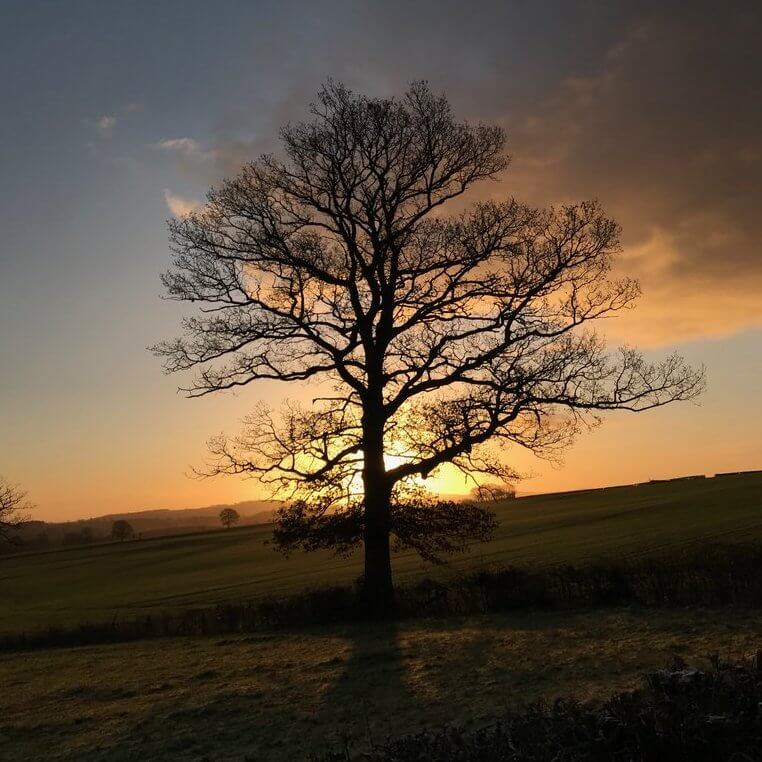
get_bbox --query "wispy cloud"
[163,189,201,217]
[155,137,215,162]
[154,138,220,184]
[156,137,201,154]
[97,115,117,132]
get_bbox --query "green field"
[2,473,761,634]
[2,474,762,760]
[2,608,762,760]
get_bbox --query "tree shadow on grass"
[7,609,725,761]
[26,626,428,762]
[309,618,436,758]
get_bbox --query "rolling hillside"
[1,472,761,633]
[9,499,279,550]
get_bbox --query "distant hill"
[93,499,279,527]
[8,499,280,551]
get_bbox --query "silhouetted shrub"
[313,654,762,761]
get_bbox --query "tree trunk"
[361,406,394,614]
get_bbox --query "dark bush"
[313,654,762,761]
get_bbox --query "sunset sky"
[1,0,760,521]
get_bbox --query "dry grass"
[2,607,761,760]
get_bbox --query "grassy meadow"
[2,608,762,760]
[2,473,762,760]
[2,472,761,634]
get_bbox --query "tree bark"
[361,404,394,614]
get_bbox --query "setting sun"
[382,453,476,496]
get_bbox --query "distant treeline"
[315,654,762,761]
[2,520,157,553]
[6,542,762,651]
[4,520,185,553]
[0,501,278,554]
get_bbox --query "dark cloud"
[155,0,762,344]
[499,4,762,342]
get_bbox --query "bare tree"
[154,82,704,608]
[0,476,32,543]
[111,519,133,542]
[219,507,240,528]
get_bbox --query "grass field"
[3,474,762,760]
[1,473,761,634]
[2,607,761,760]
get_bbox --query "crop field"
[1,472,761,634]
[2,607,762,760]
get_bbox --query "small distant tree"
[219,507,240,529]
[111,519,134,542]
[0,476,32,543]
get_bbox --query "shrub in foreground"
[314,655,762,761]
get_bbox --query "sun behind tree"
[154,81,703,610]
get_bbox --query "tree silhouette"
[219,507,240,528]
[0,476,31,543]
[111,519,133,542]
[155,82,703,608]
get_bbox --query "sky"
[0,0,760,521]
